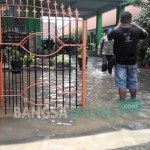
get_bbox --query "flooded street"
[0,57,150,150]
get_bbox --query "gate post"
[0,7,4,107]
[82,20,87,108]
[0,51,3,107]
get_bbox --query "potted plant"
[23,54,35,67]
[52,54,72,68]
[2,47,22,73]
[77,46,88,70]
[9,49,23,73]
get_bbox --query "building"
[41,21,56,40]
[87,5,141,44]
[58,5,141,56]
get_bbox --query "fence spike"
[75,8,79,19]
[1,5,4,17]
[33,8,37,18]
[67,5,72,17]
[47,9,51,18]
[25,6,29,18]
[39,0,44,8]
[61,3,66,17]
[54,0,57,10]
[46,0,51,9]
[40,8,44,17]
[17,6,21,17]
[67,5,71,12]
[61,3,64,11]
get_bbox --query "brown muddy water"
[0,57,150,150]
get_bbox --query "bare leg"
[129,89,137,99]
[118,88,126,100]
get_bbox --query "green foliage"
[134,10,150,65]
[102,32,107,36]
[77,46,82,58]
[145,47,150,59]
[77,46,88,58]
[23,54,35,67]
[52,54,72,67]
[88,43,96,51]
[4,47,22,62]
[119,0,150,9]
[71,28,82,40]
[120,0,150,66]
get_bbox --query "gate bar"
[82,20,87,108]
[0,7,4,106]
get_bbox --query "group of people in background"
[42,38,81,55]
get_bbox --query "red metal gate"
[0,0,86,115]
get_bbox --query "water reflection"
[0,57,150,149]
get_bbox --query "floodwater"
[0,57,150,150]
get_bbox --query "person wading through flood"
[107,11,148,100]
[98,29,114,74]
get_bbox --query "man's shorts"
[115,63,138,89]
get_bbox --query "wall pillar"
[91,32,94,43]
[86,20,88,47]
[3,17,11,27]
[96,13,102,52]
[116,6,125,25]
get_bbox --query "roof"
[41,0,129,19]
[0,0,128,19]
[58,6,141,36]
[88,5,141,31]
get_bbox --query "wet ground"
[0,57,150,150]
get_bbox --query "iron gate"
[0,0,87,115]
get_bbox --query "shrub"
[52,54,72,67]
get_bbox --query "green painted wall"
[3,17,11,27]
[28,0,41,47]
[116,6,125,25]
[96,13,102,53]
[3,8,11,27]
[87,50,97,57]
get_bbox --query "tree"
[120,0,150,9]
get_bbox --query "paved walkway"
[1,129,150,150]
[0,57,150,150]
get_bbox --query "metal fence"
[0,0,87,115]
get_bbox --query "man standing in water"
[107,11,148,100]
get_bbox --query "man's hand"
[131,21,148,35]
[117,21,121,27]
[114,21,121,29]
